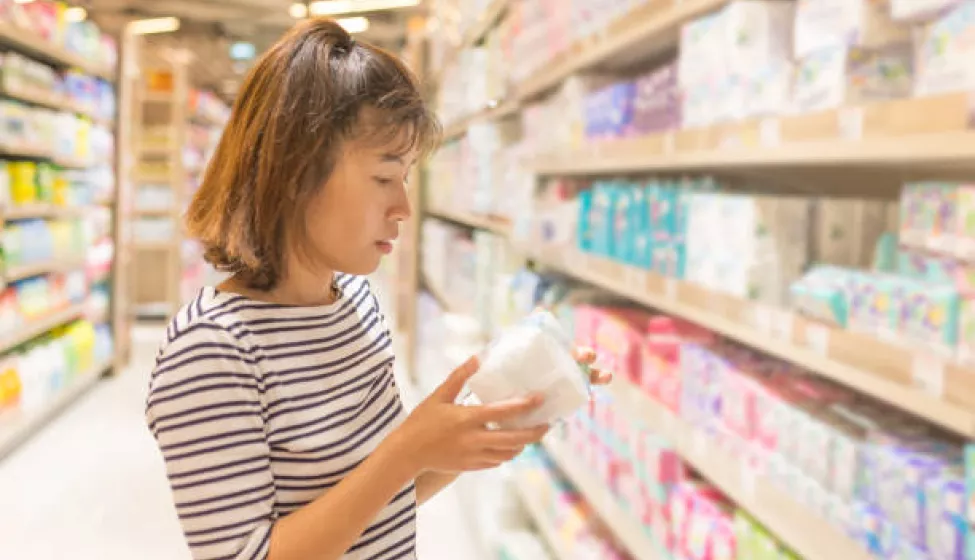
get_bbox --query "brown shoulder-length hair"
[185,17,440,290]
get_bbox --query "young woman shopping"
[145,17,610,560]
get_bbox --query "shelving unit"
[510,474,573,559]
[421,0,975,557]
[0,14,120,458]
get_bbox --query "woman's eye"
[374,177,394,186]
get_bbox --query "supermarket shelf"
[0,304,86,355]
[0,25,115,80]
[608,381,873,560]
[522,247,975,437]
[542,439,660,560]
[132,208,175,217]
[4,204,86,220]
[133,241,175,251]
[4,259,85,283]
[0,360,112,459]
[53,155,100,169]
[511,474,574,559]
[141,91,173,103]
[443,99,520,141]
[0,82,112,124]
[134,174,175,184]
[426,206,511,235]
[0,142,51,160]
[531,94,975,175]
[463,0,509,49]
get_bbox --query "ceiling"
[90,0,417,96]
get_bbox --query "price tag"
[740,464,758,501]
[760,118,781,147]
[912,353,946,398]
[751,305,773,334]
[664,278,678,300]
[838,107,864,141]
[805,323,830,355]
[663,133,676,155]
[772,310,794,342]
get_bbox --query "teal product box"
[789,265,851,327]
[653,239,686,279]
[628,185,651,268]
[848,272,898,335]
[894,278,961,352]
[648,181,679,242]
[612,183,636,264]
[577,189,594,253]
[898,249,958,286]
[591,182,617,258]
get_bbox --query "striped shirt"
[145,274,416,560]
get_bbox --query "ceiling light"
[64,6,87,22]
[308,0,420,17]
[289,2,308,18]
[337,16,369,34]
[127,17,180,35]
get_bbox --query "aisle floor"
[0,327,482,560]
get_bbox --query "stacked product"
[0,0,119,70]
[3,218,88,268]
[0,319,102,414]
[0,99,114,162]
[0,159,112,208]
[514,445,629,559]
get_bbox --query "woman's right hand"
[385,357,549,474]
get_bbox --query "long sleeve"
[146,321,275,560]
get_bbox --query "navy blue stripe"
[183,513,270,537]
[178,481,276,509]
[262,360,388,418]
[274,458,361,484]
[248,527,271,560]
[267,373,393,445]
[379,546,416,560]
[150,372,257,398]
[365,532,415,560]
[349,507,416,552]
[165,436,267,462]
[187,528,252,548]
[150,401,261,434]
[154,311,379,375]
[148,381,260,409]
[171,464,269,491]
[169,454,267,481]
[262,337,391,392]
[179,489,275,520]
[154,409,263,438]
[161,426,266,452]
[270,398,401,463]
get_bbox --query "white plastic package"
[464,310,591,429]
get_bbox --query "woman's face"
[301,130,415,277]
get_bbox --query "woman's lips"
[376,241,393,254]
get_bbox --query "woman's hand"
[385,357,549,475]
[573,346,613,386]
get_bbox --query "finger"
[434,355,480,402]
[482,447,524,463]
[482,425,550,449]
[471,394,544,424]
[589,368,613,385]
[572,346,597,365]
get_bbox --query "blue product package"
[594,184,619,258]
[577,189,594,253]
[628,185,650,268]
[925,469,967,560]
[612,184,633,264]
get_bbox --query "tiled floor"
[0,326,483,560]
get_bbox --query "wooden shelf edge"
[0,304,86,353]
[522,247,975,437]
[542,439,662,560]
[426,206,511,236]
[0,360,112,459]
[0,24,115,81]
[608,381,874,560]
[5,259,86,283]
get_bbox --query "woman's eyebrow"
[380,154,404,164]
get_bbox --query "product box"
[925,467,968,560]
[892,278,961,352]
[629,64,681,136]
[789,265,851,327]
[584,81,637,140]
[915,1,975,96]
[956,185,975,260]
[793,0,911,59]
[792,42,913,113]
[815,198,898,268]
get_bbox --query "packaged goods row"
[0,0,118,72]
[0,51,116,121]
[0,319,112,415]
[0,98,114,163]
[0,159,114,208]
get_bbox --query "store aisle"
[0,326,483,560]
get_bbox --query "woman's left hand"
[573,346,612,385]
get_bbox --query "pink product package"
[629,64,682,136]
[591,307,653,383]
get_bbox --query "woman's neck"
[219,255,337,307]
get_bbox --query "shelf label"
[750,304,773,334]
[664,278,678,300]
[663,133,676,155]
[805,323,830,355]
[912,353,945,398]
[760,118,781,147]
[772,310,794,342]
[839,108,864,141]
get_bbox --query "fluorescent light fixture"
[128,17,180,35]
[64,6,87,22]
[229,41,256,61]
[308,0,419,16]
[337,16,369,34]
[289,2,308,18]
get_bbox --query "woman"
[145,17,610,560]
